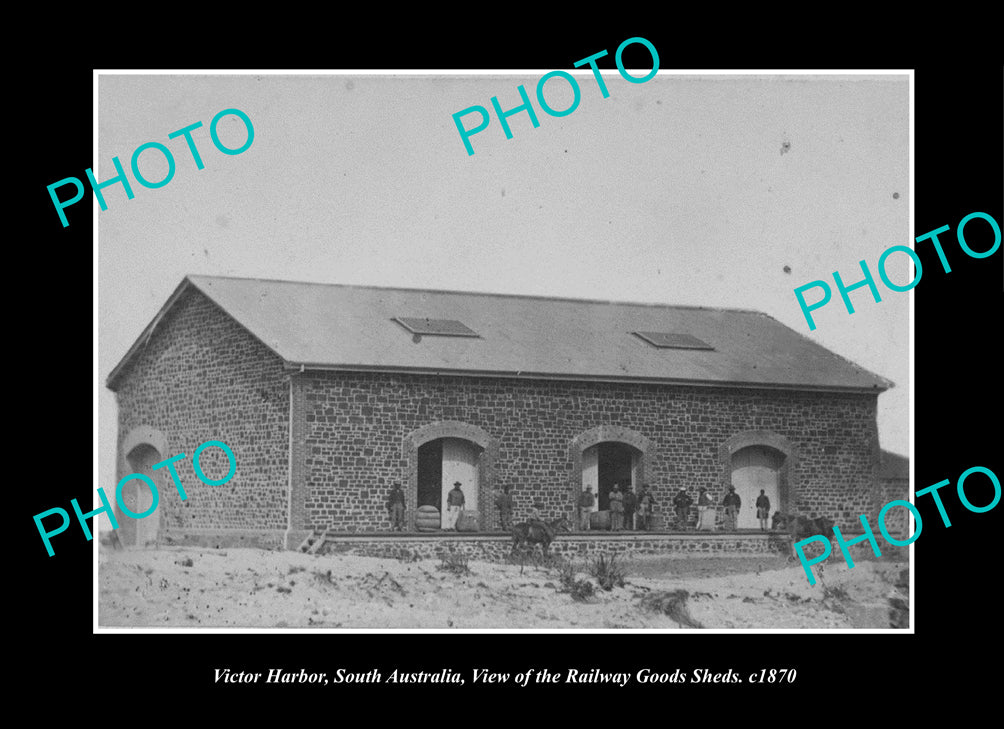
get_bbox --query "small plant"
[639,590,703,628]
[313,569,337,587]
[589,553,627,591]
[554,557,575,586]
[437,549,471,576]
[821,583,849,601]
[552,558,595,602]
[566,578,595,602]
[395,549,420,563]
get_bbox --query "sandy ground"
[98,545,909,629]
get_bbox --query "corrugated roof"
[107,275,894,393]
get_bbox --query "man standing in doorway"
[609,482,624,531]
[722,486,741,531]
[578,485,596,530]
[622,486,637,531]
[755,489,771,532]
[446,481,465,530]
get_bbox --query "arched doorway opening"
[571,426,651,531]
[730,445,785,530]
[582,441,642,527]
[417,437,482,529]
[123,442,163,548]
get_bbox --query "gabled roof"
[106,275,894,393]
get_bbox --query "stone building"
[107,275,895,550]
[875,450,911,538]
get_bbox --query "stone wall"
[315,532,908,565]
[161,528,286,550]
[318,533,786,562]
[295,371,882,534]
[112,287,290,542]
[874,477,912,540]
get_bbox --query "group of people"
[578,484,773,532]
[717,486,772,531]
[384,481,523,531]
[386,481,774,533]
[673,485,748,531]
[384,480,473,531]
[578,482,658,531]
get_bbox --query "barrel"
[590,510,611,530]
[456,510,479,532]
[415,505,441,531]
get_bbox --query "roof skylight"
[633,331,714,350]
[394,317,479,338]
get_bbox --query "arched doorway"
[582,442,642,511]
[123,442,163,548]
[571,426,651,530]
[730,445,785,530]
[417,437,482,529]
[404,421,496,532]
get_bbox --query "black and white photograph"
[94,70,911,631]
[20,28,1000,710]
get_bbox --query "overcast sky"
[97,72,910,493]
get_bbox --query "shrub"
[553,558,595,602]
[438,549,471,576]
[394,549,420,563]
[639,590,703,628]
[567,578,595,602]
[821,583,849,601]
[553,557,574,584]
[590,553,627,591]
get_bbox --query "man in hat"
[696,487,713,530]
[578,484,596,530]
[637,483,656,531]
[722,486,741,531]
[672,487,693,530]
[446,481,465,530]
[496,485,514,531]
[755,489,771,532]
[609,482,624,531]
[386,482,406,531]
[622,485,637,531]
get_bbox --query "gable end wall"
[112,287,290,547]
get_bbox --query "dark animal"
[511,518,570,567]
[772,512,836,560]
[773,512,835,540]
